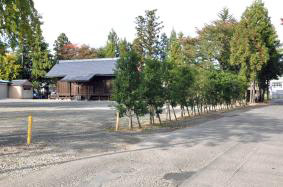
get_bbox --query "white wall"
[9,85,33,99]
[22,89,33,99]
[0,83,8,99]
[9,86,22,98]
[270,77,283,99]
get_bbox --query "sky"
[33,0,283,49]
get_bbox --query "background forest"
[0,0,282,114]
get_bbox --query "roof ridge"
[59,58,119,64]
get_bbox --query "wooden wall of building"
[56,76,114,100]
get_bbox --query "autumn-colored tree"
[75,45,97,59]
[0,54,21,80]
[53,33,71,60]
[197,8,237,71]
[58,44,99,60]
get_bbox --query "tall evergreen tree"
[134,9,166,124]
[105,29,119,57]
[30,24,54,92]
[118,38,131,57]
[135,9,164,60]
[167,30,183,65]
[230,0,280,102]
[53,33,71,61]
[159,33,169,61]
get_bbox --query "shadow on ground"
[1,102,282,175]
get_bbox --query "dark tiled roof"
[46,58,117,81]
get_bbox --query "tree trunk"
[206,105,209,113]
[262,88,265,102]
[249,89,252,103]
[181,106,184,118]
[157,112,162,125]
[186,106,190,117]
[149,106,153,125]
[172,106,177,120]
[267,82,270,100]
[115,111,120,131]
[136,113,141,128]
[168,103,171,121]
[250,80,256,103]
[128,110,132,129]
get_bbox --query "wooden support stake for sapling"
[115,111,120,131]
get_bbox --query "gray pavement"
[1,99,283,186]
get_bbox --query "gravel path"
[0,99,282,186]
[0,99,181,178]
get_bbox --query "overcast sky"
[34,0,283,49]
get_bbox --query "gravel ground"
[0,100,282,186]
[0,99,269,181]
[0,100,124,178]
[0,99,184,178]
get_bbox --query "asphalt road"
[1,100,283,186]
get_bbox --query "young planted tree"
[134,9,167,124]
[112,48,146,129]
[165,30,185,119]
[143,58,165,124]
[172,65,194,117]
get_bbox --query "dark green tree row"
[113,10,249,129]
[113,1,282,129]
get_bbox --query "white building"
[270,76,283,99]
[0,80,33,99]
[0,80,9,99]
